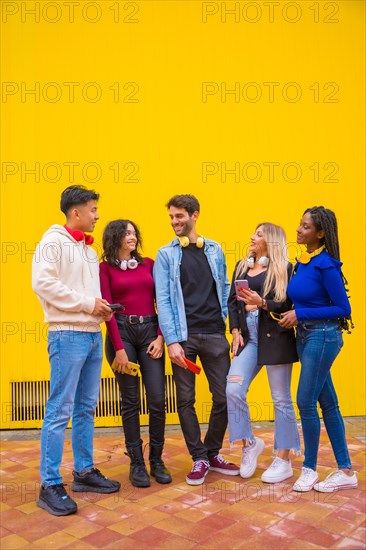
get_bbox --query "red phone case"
[183,357,201,374]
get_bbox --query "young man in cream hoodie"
[32,185,120,516]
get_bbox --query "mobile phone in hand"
[234,280,249,294]
[108,303,124,311]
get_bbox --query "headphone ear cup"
[71,230,84,241]
[84,234,94,245]
[178,236,189,247]
[120,260,127,271]
[258,256,269,267]
[196,237,204,249]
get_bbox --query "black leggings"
[105,319,166,449]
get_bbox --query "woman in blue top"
[279,206,357,493]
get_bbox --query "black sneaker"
[71,468,121,493]
[37,484,77,516]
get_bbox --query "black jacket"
[228,262,298,366]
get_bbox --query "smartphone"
[111,359,140,376]
[234,279,249,294]
[108,303,124,311]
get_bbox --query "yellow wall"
[1,1,365,428]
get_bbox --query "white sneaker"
[314,470,358,493]
[293,467,319,492]
[240,437,265,478]
[261,457,293,483]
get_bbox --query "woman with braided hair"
[279,206,357,493]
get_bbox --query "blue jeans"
[296,321,351,470]
[40,330,103,486]
[226,310,300,452]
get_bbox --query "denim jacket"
[153,237,230,345]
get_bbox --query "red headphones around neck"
[64,225,94,245]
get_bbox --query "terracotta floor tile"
[0,525,11,538]
[156,535,197,549]
[16,519,63,542]
[348,526,366,542]
[283,539,325,549]
[130,525,172,545]
[219,520,262,538]
[155,500,190,514]
[236,529,294,549]
[174,507,210,523]
[194,512,237,531]
[301,527,342,547]
[81,526,126,547]
[152,515,197,537]
[61,541,97,549]
[314,516,361,537]
[81,507,130,526]
[287,504,333,526]
[200,531,246,550]
[33,531,78,548]
[107,516,150,536]
[62,519,103,539]
[330,537,366,549]
[135,494,170,507]
[0,534,30,548]
[269,518,312,538]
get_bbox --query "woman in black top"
[226,223,299,483]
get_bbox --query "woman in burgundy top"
[100,219,171,488]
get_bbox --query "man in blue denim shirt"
[154,195,239,484]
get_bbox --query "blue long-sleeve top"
[287,250,351,321]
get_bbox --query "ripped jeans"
[226,310,300,452]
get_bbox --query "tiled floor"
[1,418,365,549]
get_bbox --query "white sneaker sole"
[185,471,209,485]
[292,477,319,492]
[261,470,293,484]
[313,481,358,493]
[209,467,240,476]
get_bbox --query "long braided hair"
[305,206,353,332]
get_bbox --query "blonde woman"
[226,223,300,483]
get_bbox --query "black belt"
[115,314,158,325]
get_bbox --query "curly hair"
[305,206,353,333]
[101,219,144,266]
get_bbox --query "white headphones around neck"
[247,256,269,268]
[119,258,139,271]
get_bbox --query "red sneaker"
[209,454,240,476]
[186,460,210,485]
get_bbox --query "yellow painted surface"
[1,1,364,428]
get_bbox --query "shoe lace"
[89,468,107,479]
[192,460,209,472]
[301,467,316,480]
[268,458,282,471]
[50,483,69,499]
[323,470,343,483]
[213,454,225,465]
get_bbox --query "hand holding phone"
[234,280,249,295]
[108,303,125,311]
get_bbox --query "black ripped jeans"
[105,318,166,449]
